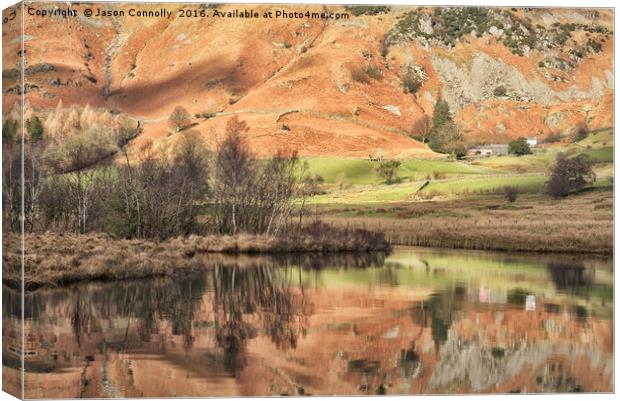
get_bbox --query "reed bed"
[2,221,390,290]
[321,190,613,254]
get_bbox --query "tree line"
[2,107,304,240]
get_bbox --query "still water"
[2,247,613,397]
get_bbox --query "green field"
[302,157,496,186]
[303,132,613,206]
[422,174,548,195]
[307,174,551,204]
[576,128,613,148]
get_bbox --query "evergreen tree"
[427,99,463,155]
[2,118,18,144]
[26,116,44,143]
[432,99,451,128]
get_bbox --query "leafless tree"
[212,117,302,235]
[168,106,192,133]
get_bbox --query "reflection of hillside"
[2,251,613,397]
[428,305,613,393]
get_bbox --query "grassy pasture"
[307,174,552,204]
[301,157,496,186]
[300,130,613,254]
[576,128,613,148]
[421,174,548,196]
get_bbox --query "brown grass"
[320,189,613,254]
[2,221,390,290]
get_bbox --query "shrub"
[508,137,532,156]
[443,140,468,159]
[570,125,588,142]
[2,118,18,143]
[351,64,382,83]
[543,132,563,143]
[197,111,216,120]
[364,63,383,80]
[493,85,507,97]
[301,174,326,196]
[26,116,44,143]
[345,6,390,16]
[504,186,518,202]
[351,66,370,84]
[402,74,422,94]
[376,160,401,184]
[212,117,300,236]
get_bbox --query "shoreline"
[3,226,611,291]
[2,229,392,290]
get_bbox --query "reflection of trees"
[410,285,467,347]
[211,263,312,372]
[10,274,209,351]
[546,262,591,292]
[6,251,386,376]
[272,252,388,271]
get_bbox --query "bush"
[351,64,382,83]
[345,6,390,16]
[212,117,300,235]
[26,116,44,143]
[543,132,563,143]
[570,125,588,142]
[547,153,595,198]
[504,186,518,202]
[350,66,370,84]
[493,85,507,97]
[364,64,383,80]
[443,140,468,159]
[376,160,401,184]
[402,71,423,94]
[2,118,18,143]
[301,174,326,196]
[508,137,532,156]
[197,111,216,120]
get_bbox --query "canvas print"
[1,1,614,398]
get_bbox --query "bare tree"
[212,117,301,235]
[168,106,192,133]
[212,117,252,234]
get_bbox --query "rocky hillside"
[3,4,613,157]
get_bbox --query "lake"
[2,247,613,397]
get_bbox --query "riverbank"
[319,189,613,254]
[2,221,390,290]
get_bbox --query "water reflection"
[2,247,613,397]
